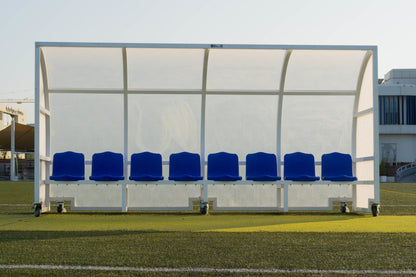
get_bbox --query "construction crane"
[0,98,34,104]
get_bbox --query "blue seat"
[169,152,203,181]
[129,152,163,181]
[284,152,319,181]
[321,152,357,181]
[246,152,281,181]
[89,151,124,181]
[208,152,242,181]
[50,151,85,181]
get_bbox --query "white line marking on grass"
[0,265,415,275]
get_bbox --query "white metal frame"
[34,42,379,213]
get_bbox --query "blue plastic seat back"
[90,151,124,181]
[169,152,203,181]
[208,152,242,181]
[284,152,319,181]
[50,151,85,181]
[321,152,357,181]
[130,152,163,181]
[246,152,281,181]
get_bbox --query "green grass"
[1,232,414,276]
[0,181,415,276]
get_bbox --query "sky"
[1,0,416,124]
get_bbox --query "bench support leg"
[200,184,209,215]
[57,201,66,213]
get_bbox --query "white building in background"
[0,104,26,128]
[378,69,416,181]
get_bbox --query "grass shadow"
[0,230,170,242]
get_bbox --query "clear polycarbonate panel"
[127,185,201,209]
[287,185,352,208]
[205,95,278,159]
[206,49,286,91]
[356,160,374,181]
[281,95,354,159]
[50,94,124,159]
[285,50,367,92]
[355,184,374,209]
[50,184,122,208]
[128,94,201,159]
[42,47,123,90]
[356,113,374,158]
[127,48,204,90]
[358,56,374,112]
[207,185,280,209]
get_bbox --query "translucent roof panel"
[285,50,367,92]
[127,48,204,90]
[42,47,123,90]
[206,49,286,91]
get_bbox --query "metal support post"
[10,115,17,181]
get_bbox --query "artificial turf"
[0,181,415,276]
[0,231,415,275]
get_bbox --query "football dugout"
[34,42,379,216]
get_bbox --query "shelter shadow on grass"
[0,230,170,242]
[0,232,415,272]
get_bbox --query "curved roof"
[37,43,376,95]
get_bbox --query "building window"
[381,143,397,165]
[379,96,416,125]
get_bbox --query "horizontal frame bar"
[43,180,374,185]
[48,89,357,96]
[36,42,377,51]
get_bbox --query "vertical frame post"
[122,47,129,212]
[372,47,380,204]
[277,50,291,176]
[10,116,16,181]
[34,44,40,204]
[201,49,210,203]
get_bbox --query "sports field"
[0,181,415,276]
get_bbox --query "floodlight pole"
[10,115,17,181]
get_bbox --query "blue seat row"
[50,151,356,182]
